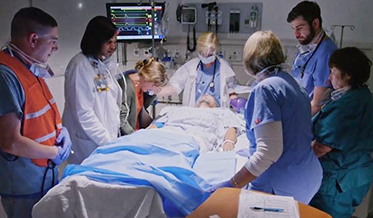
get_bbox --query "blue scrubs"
[244,70,323,204]
[195,60,221,106]
[290,38,337,98]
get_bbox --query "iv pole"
[150,0,157,118]
[150,0,156,58]
[331,25,355,48]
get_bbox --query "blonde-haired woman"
[116,57,167,135]
[212,30,322,204]
[158,32,236,107]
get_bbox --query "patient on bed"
[33,95,243,218]
[149,94,245,152]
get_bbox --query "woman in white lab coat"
[62,16,122,164]
[158,32,236,107]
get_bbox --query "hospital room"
[0,0,373,217]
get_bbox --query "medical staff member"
[287,1,338,116]
[214,31,322,204]
[63,16,122,164]
[310,47,373,218]
[116,57,167,135]
[157,32,236,107]
[0,7,71,218]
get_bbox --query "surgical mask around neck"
[297,43,317,54]
[254,65,281,81]
[198,53,216,64]
[5,42,54,78]
[331,86,351,101]
[147,90,155,95]
[29,63,53,79]
[297,30,325,54]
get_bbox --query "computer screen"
[106,3,165,41]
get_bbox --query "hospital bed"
[32,126,250,218]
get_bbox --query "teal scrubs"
[310,86,373,218]
[245,70,323,204]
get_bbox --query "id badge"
[94,74,109,92]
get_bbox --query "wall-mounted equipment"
[181,7,197,25]
[204,9,222,26]
[177,4,197,52]
[229,10,240,33]
[248,6,259,29]
[106,2,165,41]
[201,2,220,33]
[182,2,262,35]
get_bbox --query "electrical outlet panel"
[143,48,151,58]
[134,48,140,57]
[225,48,242,62]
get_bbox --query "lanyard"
[299,32,325,78]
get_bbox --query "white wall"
[1,0,372,93]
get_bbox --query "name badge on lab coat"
[94,74,110,92]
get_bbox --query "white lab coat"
[169,57,235,107]
[63,52,122,164]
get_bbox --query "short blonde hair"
[196,94,218,108]
[243,30,285,76]
[197,32,219,56]
[135,57,168,87]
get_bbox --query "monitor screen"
[106,3,165,41]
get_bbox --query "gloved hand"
[236,148,251,157]
[51,127,72,165]
[208,180,233,193]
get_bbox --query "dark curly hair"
[329,47,372,89]
[287,1,322,29]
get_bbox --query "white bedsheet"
[32,134,250,218]
[32,176,166,218]
[157,107,245,151]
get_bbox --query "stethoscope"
[296,32,325,78]
[198,58,218,89]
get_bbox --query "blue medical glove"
[208,180,233,193]
[51,127,72,165]
[154,122,165,128]
[236,148,251,157]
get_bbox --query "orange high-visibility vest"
[0,51,62,167]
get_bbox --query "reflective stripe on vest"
[35,130,57,143]
[0,51,62,167]
[25,104,51,120]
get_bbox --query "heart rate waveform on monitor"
[107,3,164,41]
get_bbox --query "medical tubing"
[299,32,325,78]
[41,161,55,197]
[0,151,19,162]
[119,72,130,123]
[215,7,218,33]
[187,25,196,52]
[198,58,217,88]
